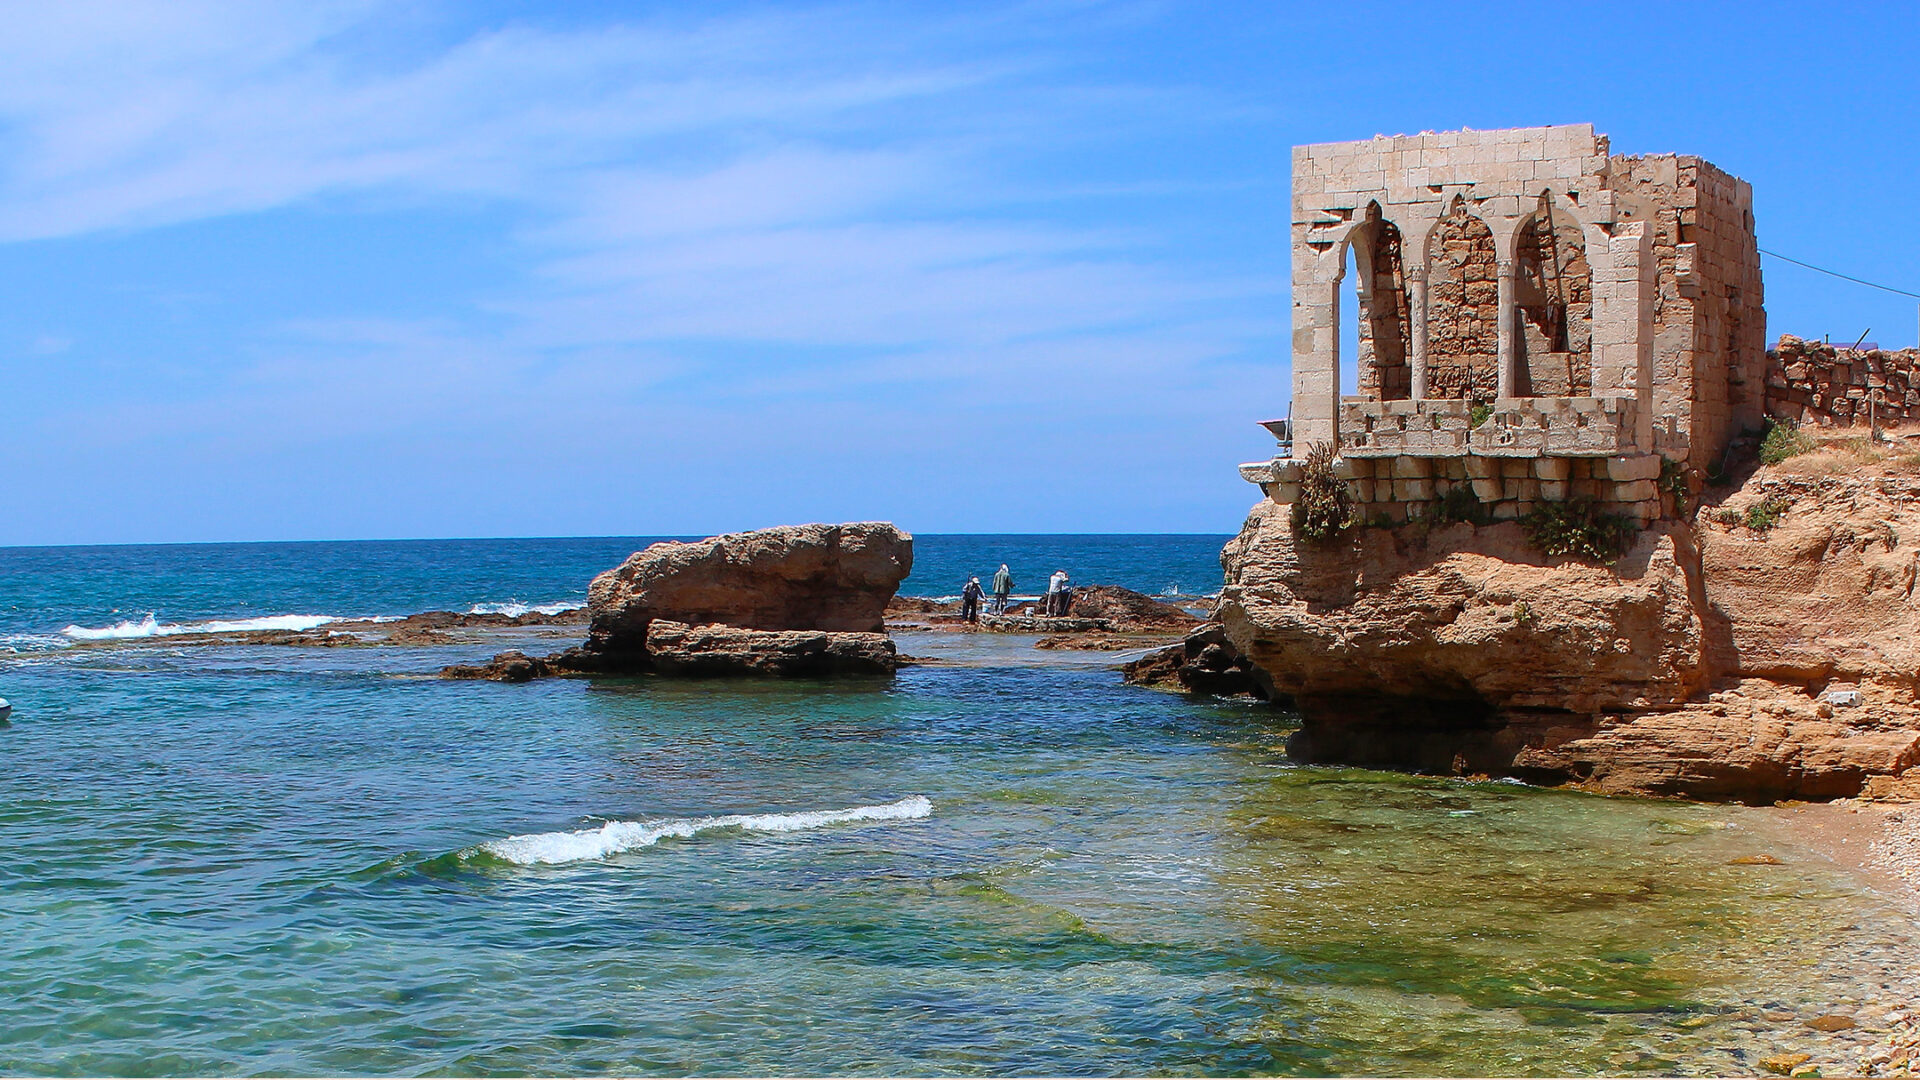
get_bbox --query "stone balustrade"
[1338,395,1643,458]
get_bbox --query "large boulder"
[584,522,910,656]
[572,522,911,675]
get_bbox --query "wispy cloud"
[0,1,1287,541]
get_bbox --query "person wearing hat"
[990,564,1014,614]
[960,576,985,624]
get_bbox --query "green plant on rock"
[1712,507,1742,528]
[1433,483,1492,526]
[1469,403,1493,429]
[1291,441,1353,545]
[1658,457,1691,515]
[1521,498,1639,563]
[1745,496,1790,532]
[1512,600,1535,627]
[1758,417,1814,465]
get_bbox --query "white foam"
[60,613,340,641]
[1,633,71,653]
[467,600,585,618]
[482,795,932,866]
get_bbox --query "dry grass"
[1768,425,1920,478]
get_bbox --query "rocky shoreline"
[1204,434,1920,804]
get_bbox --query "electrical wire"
[1758,248,1920,299]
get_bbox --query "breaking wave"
[481,795,933,866]
[61,613,341,641]
[2,633,71,654]
[466,600,584,617]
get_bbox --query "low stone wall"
[1242,452,1667,524]
[1340,395,1641,457]
[1766,335,1920,428]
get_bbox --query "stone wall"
[1241,452,1666,526]
[1423,202,1499,401]
[1765,335,1920,427]
[1609,154,1766,466]
[1339,397,1641,458]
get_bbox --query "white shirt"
[1048,572,1069,593]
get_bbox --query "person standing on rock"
[1047,570,1071,617]
[961,576,985,624]
[991,564,1014,614]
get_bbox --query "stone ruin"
[1241,124,1765,524]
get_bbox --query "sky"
[2,1,1917,545]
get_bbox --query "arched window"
[1423,199,1498,403]
[1514,192,1593,396]
[1341,202,1411,402]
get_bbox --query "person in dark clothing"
[990,564,1014,614]
[960,576,985,623]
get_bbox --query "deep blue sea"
[1,535,1914,1076]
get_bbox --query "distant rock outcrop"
[444,522,912,680]
[1065,585,1205,629]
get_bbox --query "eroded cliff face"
[1216,474,1920,801]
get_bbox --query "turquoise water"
[1,538,1914,1076]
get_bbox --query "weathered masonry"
[1241,124,1765,523]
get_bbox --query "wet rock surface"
[1123,624,1268,698]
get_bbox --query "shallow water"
[1,539,1915,1076]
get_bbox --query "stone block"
[1501,459,1530,478]
[1509,477,1540,500]
[1471,477,1504,501]
[1394,479,1434,501]
[1266,482,1301,504]
[1464,455,1496,479]
[1539,480,1569,501]
[1333,457,1369,480]
[1491,499,1523,521]
[1614,479,1658,502]
[1605,453,1663,482]
[1391,456,1433,478]
[1534,458,1571,481]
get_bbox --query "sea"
[1,535,1915,1076]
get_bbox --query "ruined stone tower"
[1244,124,1764,523]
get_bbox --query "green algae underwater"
[0,539,1913,1076]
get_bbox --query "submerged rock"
[441,650,553,683]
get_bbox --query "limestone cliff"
[1215,463,1920,802]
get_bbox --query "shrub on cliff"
[1522,498,1637,563]
[1291,442,1352,545]
[1758,418,1814,465]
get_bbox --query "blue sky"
[3,1,1916,545]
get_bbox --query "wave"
[481,794,933,866]
[2,633,71,654]
[60,613,341,641]
[466,600,584,618]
